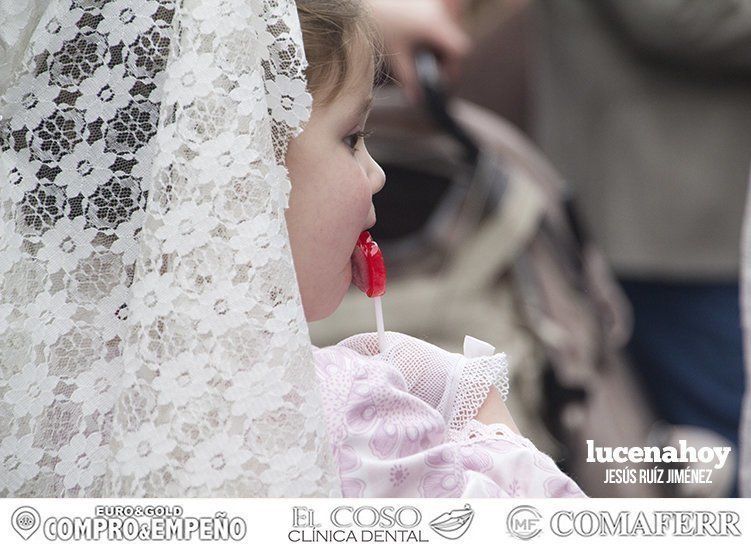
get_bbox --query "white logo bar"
[0,498,746,543]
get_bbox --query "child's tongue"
[350,231,386,297]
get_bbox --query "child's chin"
[305,300,340,323]
[304,276,351,323]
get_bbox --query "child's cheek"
[333,168,367,220]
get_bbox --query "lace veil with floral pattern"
[0,0,340,497]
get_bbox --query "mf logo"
[506,505,543,540]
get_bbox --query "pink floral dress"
[313,345,587,498]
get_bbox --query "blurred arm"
[597,0,751,74]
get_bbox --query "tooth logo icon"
[11,506,41,541]
[429,504,475,540]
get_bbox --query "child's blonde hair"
[296,0,382,104]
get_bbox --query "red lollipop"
[351,231,387,297]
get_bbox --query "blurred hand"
[475,385,520,434]
[369,0,471,102]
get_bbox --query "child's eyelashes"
[344,129,374,152]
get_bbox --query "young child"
[286,0,586,498]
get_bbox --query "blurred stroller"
[309,53,735,498]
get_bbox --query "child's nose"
[365,147,386,195]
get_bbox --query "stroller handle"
[414,49,481,164]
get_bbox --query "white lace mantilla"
[0,0,340,497]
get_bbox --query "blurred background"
[311,0,750,498]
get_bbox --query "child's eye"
[344,129,373,152]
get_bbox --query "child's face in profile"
[285,53,385,322]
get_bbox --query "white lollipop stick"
[374,296,387,353]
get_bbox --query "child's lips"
[364,207,376,230]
